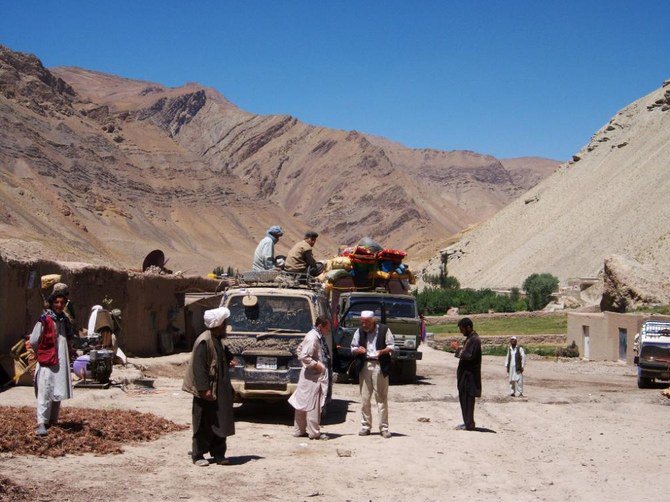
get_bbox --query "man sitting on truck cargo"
[284,230,324,277]
[252,225,283,271]
[350,310,395,438]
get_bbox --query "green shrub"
[415,287,526,315]
[522,273,559,311]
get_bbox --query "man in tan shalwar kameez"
[288,316,331,440]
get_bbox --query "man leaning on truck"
[350,310,395,438]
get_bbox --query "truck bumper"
[394,350,423,361]
[230,368,300,401]
[638,368,670,381]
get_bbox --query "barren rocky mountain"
[0,45,557,273]
[423,80,670,289]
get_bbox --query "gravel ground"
[0,346,667,501]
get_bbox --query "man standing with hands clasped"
[351,310,395,438]
[450,317,482,431]
[288,316,331,440]
[506,336,526,397]
[182,307,236,467]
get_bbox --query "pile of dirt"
[0,406,187,457]
[0,476,35,502]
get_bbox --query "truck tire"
[637,375,653,388]
[398,360,417,384]
[333,372,349,383]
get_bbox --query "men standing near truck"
[288,316,331,440]
[182,307,236,466]
[252,225,283,271]
[351,310,395,438]
[284,231,324,276]
[505,336,526,397]
[451,317,481,431]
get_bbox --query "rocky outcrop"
[137,90,207,137]
[0,45,75,116]
[600,255,670,312]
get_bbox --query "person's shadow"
[226,454,264,465]
[321,398,353,425]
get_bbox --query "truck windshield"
[342,298,417,327]
[383,298,417,318]
[640,343,670,361]
[227,295,313,334]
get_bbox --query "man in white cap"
[505,336,526,397]
[252,225,284,271]
[350,310,395,438]
[182,307,236,466]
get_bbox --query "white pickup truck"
[634,321,670,388]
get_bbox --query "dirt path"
[1,346,667,501]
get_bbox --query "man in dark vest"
[182,307,236,466]
[505,336,526,397]
[350,310,395,438]
[451,317,482,431]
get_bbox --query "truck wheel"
[637,376,653,388]
[399,360,417,384]
[333,372,349,383]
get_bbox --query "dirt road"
[1,346,667,501]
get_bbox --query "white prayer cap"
[510,336,517,341]
[360,310,375,319]
[204,307,231,329]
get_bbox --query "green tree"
[522,273,559,311]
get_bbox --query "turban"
[52,282,69,295]
[267,225,284,236]
[204,307,231,329]
[360,310,375,319]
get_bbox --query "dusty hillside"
[423,80,670,288]
[0,45,556,273]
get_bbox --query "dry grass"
[0,406,188,458]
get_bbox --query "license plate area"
[256,356,277,370]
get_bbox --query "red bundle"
[377,249,407,263]
[348,246,377,264]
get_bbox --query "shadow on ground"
[234,398,353,426]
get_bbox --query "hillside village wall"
[0,254,218,361]
[567,311,670,364]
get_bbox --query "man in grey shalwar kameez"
[29,292,74,436]
[182,307,236,467]
[288,316,330,440]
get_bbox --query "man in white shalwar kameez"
[29,292,74,436]
[505,336,526,397]
[288,317,330,440]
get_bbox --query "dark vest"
[355,323,392,377]
[506,346,523,372]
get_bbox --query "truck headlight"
[404,339,416,349]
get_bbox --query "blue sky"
[2,1,669,160]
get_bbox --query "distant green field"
[430,314,567,337]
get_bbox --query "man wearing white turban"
[182,307,236,466]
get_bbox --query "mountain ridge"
[0,45,558,273]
